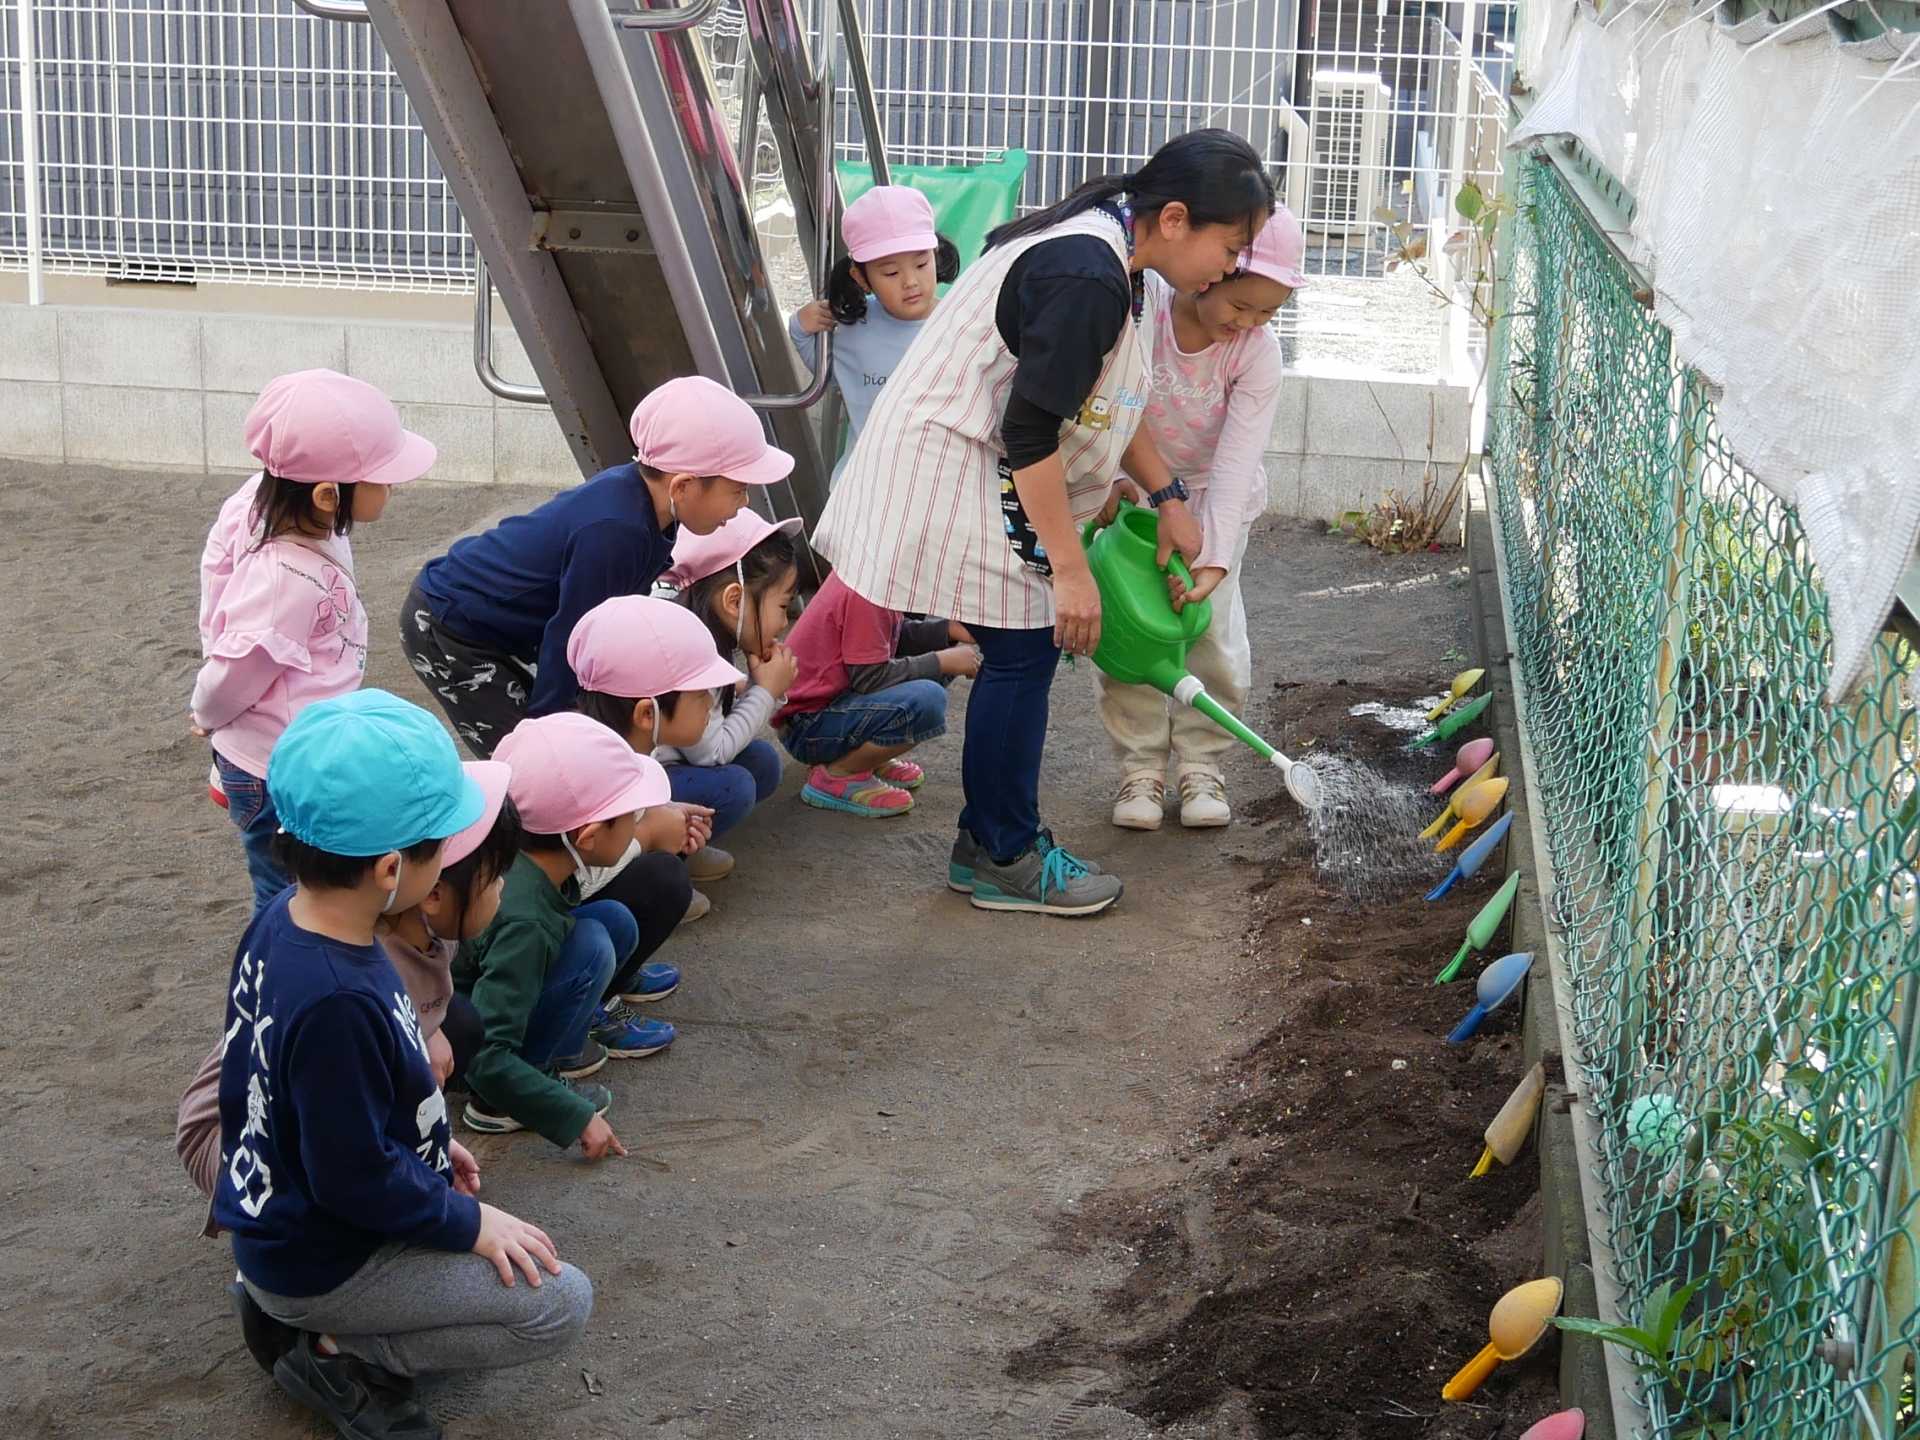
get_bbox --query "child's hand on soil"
[578,1115,628,1162]
[796,300,838,335]
[449,1140,482,1198]
[750,641,799,699]
[473,1202,562,1287]
[938,644,983,679]
[1169,565,1228,612]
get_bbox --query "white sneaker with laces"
[1112,773,1167,831]
[1178,769,1232,828]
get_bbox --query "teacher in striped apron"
[813,130,1275,917]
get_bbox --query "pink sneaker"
[876,757,925,791]
[800,765,913,818]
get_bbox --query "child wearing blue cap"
[214,689,591,1440]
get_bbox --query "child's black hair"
[680,529,799,713]
[270,832,445,891]
[826,234,962,325]
[433,795,522,937]
[576,688,692,738]
[985,128,1273,252]
[520,830,570,854]
[249,468,356,552]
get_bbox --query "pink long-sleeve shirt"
[1136,272,1285,573]
[191,475,368,777]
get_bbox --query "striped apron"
[812,209,1150,631]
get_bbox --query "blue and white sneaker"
[617,960,680,1005]
[592,1002,676,1059]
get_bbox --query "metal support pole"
[16,0,43,304]
[835,0,887,184]
[1440,0,1482,374]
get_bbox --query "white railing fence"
[1,0,1513,374]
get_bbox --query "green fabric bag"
[834,150,1031,276]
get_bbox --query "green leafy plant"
[1552,1278,1731,1436]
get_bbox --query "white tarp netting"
[1510,0,1920,702]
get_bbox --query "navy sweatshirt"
[213,892,481,1297]
[414,463,678,716]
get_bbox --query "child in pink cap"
[790,185,959,481]
[192,368,436,916]
[1103,204,1306,833]
[403,375,792,756]
[454,713,678,1154]
[654,511,805,915]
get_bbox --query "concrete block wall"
[0,300,1469,512]
[0,302,577,485]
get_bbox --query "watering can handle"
[1082,499,1197,586]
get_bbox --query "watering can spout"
[1081,504,1321,809]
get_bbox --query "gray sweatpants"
[245,1242,592,1378]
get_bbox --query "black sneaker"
[228,1274,296,1375]
[272,1331,442,1439]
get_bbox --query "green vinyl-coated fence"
[1488,150,1920,1438]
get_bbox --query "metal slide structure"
[292,0,890,531]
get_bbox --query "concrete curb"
[1464,481,1618,1440]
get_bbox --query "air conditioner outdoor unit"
[1306,70,1392,239]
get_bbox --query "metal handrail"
[290,0,370,21]
[742,62,836,411]
[616,0,724,32]
[473,256,548,404]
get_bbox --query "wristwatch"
[1146,477,1189,508]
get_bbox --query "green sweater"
[452,853,595,1146]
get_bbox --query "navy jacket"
[414,463,677,716]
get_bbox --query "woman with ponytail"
[812,129,1275,917]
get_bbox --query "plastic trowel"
[1080,503,1318,808]
[1520,1410,1586,1440]
[1445,952,1533,1045]
[1472,1061,1545,1176]
[1408,691,1492,749]
[1442,1276,1564,1401]
[1431,737,1495,796]
[1419,757,1500,839]
[1425,667,1486,720]
[1437,778,1509,852]
[1427,813,1514,900]
[1435,871,1523,983]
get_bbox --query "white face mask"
[381,853,405,915]
[731,558,748,648]
[560,830,588,878]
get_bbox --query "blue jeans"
[958,624,1061,865]
[777,679,948,767]
[519,900,636,1068]
[665,738,784,839]
[214,751,291,920]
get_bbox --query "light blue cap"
[267,689,485,856]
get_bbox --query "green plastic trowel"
[1435,871,1523,984]
[1081,503,1319,809]
[1407,691,1492,750]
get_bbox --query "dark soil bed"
[1011,677,1563,1438]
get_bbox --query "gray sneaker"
[463,1075,611,1135]
[968,840,1123,916]
[950,826,1104,894]
[556,1040,609,1079]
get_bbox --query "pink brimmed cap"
[665,509,804,590]
[842,185,939,264]
[244,368,437,486]
[1239,203,1308,290]
[568,595,746,698]
[494,713,669,835]
[628,375,794,487]
[443,760,512,867]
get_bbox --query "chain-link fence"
[1488,150,1920,1437]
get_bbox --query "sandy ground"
[0,462,1468,1438]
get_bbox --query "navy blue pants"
[958,623,1061,865]
[519,899,637,1068]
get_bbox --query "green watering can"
[1080,503,1320,809]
